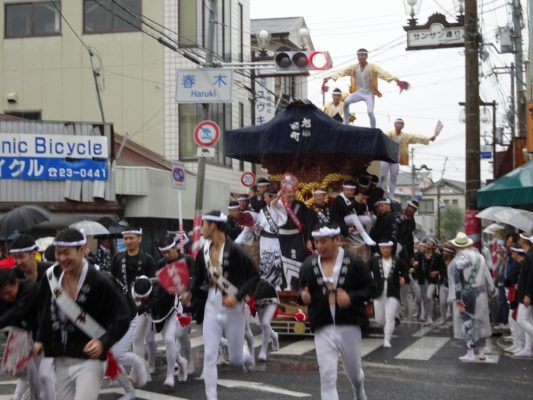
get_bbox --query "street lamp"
[452,0,465,21]
[257,29,271,56]
[403,0,422,27]
[298,27,310,50]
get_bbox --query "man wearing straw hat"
[449,232,496,361]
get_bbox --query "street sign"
[240,172,256,187]
[194,120,220,147]
[480,145,492,159]
[176,68,233,103]
[171,161,186,190]
[197,147,216,158]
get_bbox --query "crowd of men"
[0,175,532,400]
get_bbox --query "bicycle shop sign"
[0,133,109,181]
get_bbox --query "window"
[418,199,434,214]
[4,111,41,120]
[83,0,141,34]
[179,103,232,167]
[201,0,231,60]
[452,199,459,206]
[5,1,61,38]
[238,102,244,171]
[178,0,197,47]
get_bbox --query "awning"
[477,160,533,208]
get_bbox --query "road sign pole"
[192,0,217,258]
[178,190,184,254]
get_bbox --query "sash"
[119,251,145,295]
[340,193,357,215]
[262,206,279,235]
[203,241,238,297]
[281,198,304,234]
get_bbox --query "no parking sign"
[172,161,186,190]
[240,172,256,187]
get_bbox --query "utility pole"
[437,157,448,240]
[511,0,526,137]
[464,0,480,211]
[410,148,416,198]
[192,0,217,255]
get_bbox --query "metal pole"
[464,0,480,210]
[512,0,526,137]
[410,148,416,198]
[491,101,497,179]
[511,63,516,138]
[192,0,217,258]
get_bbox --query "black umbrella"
[0,205,50,238]
[108,223,127,236]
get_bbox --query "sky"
[250,0,527,183]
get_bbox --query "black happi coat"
[414,252,445,285]
[0,279,40,336]
[137,280,177,332]
[306,204,331,241]
[14,261,51,283]
[111,249,156,292]
[37,264,131,360]
[369,255,409,300]
[190,239,259,324]
[370,211,398,248]
[298,250,373,332]
[250,195,266,213]
[396,214,416,262]
[518,248,533,304]
[330,194,363,237]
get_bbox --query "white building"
[0,0,256,221]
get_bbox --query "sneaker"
[271,332,280,352]
[176,356,188,382]
[163,375,175,389]
[383,340,392,348]
[257,351,267,362]
[118,391,136,400]
[504,345,518,353]
[513,348,533,358]
[459,350,475,362]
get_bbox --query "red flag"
[157,260,190,295]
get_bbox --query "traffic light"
[273,51,332,73]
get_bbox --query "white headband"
[375,199,391,206]
[511,246,525,253]
[131,276,153,299]
[9,244,39,254]
[313,189,327,195]
[158,240,176,252]
[53,230,87,247]
[519,233,533,243]
[312,227,341,238]
[227,205,240,210]
[407,201,418,209]
[342,184,357,189]
[123,229,143,236]
[378,241,394,247]
[202,213,228,223]
[257,182,270,186]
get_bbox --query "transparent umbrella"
[70,221,110,237]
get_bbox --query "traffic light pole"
[192,0,217,257]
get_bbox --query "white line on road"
[361,338,384,357]
[274,339,316,356]
[218,379,311,397]
[101,388,189,399]
[395,336,449,360]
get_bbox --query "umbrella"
[476,206,509,222]
[0,205,50,238]
[492,208,533,232]
[70,221,110,236]
[482,223,506,235]
[108,223,126,235]
[36,236,55,252]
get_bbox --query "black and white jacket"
[190,239,259,324]
[0,279,40,336]
[111,249,156,295]
[298,250,373,332]
[369,255,409,300]
[36,263,131,360]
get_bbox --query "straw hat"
[450,232,473,248]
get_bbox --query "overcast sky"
[250,0,526,183]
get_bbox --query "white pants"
[133,313,157,368]
[343,91,376,128]
[379,162,400,198]
[55,358,104,400]
[421,283,435,322]
[314,325,367,400]
[203,288,252,400]
[39,357,56,400]
[257,303,277,355]
[411,280,424,319]
[373,294,400,342]
[509,308,525,349]
[114,315,147,384]
[438,285,449,321]
[517,303,533,350]
[344,214,374,245]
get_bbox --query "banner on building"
[0,157,108,181]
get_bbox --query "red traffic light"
[309,51,332,70]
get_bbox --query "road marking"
[101,388,189,399]
[361,338,384,357]
[395,336,449,360]
[275,339,316,356]
[218,379,311,397]
[412,324,437,337]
